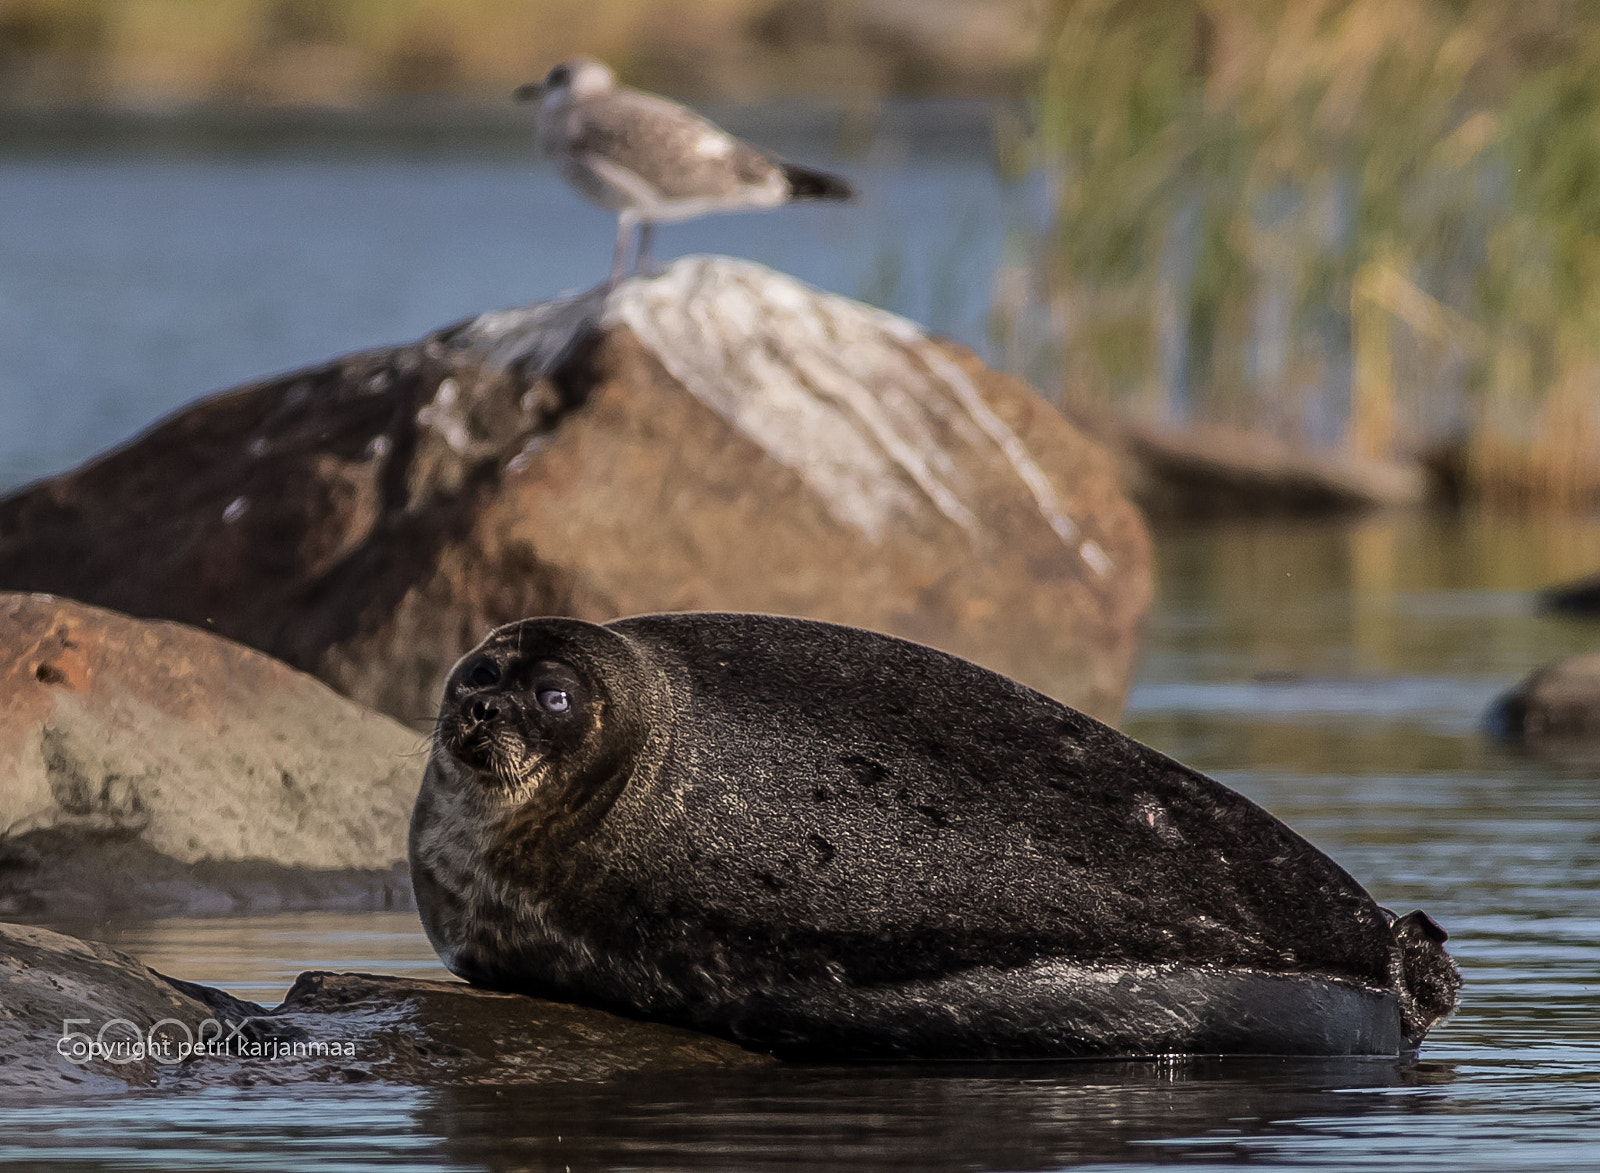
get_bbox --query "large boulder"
[0,257,1151,726]
[0,593,418,918]
[0,921,769,1098]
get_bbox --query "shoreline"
[0,95,1010,160]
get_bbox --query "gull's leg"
[610,211,638,287]
[634,221,657,277]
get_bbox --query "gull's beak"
[513,82,544,103]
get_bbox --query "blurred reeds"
[0,0,1037,106]
[1035,0,1600,511]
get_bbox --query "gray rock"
[0,593,418,918]
[236,970,773,1088]
[1541,572,1600,616]
[0,920,228,1096]
[1064,411,1429,521]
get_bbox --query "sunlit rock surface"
[0,922,769,1098]
[0,256,1150,726]
[0,594,417,918]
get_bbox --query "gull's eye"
[464,657,500,689]
[537,689,571,714]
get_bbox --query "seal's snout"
[445,689,515,778]
[436,649,518,778]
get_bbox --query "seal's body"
[410,613,1460,1059]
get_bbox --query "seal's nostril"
[470,700,499,722]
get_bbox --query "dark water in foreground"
[4,512,1600,1170]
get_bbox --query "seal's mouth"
[436,716,543,792]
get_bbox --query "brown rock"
[0,921,768,1097]
[0,593,418,918]
[1066,412,1429,521]
[0,257,1151,725]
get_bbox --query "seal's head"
[429,617,655,810]
[438,644,591,794]
[412,617,667,984]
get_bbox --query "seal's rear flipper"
[1392,909,1462,1045]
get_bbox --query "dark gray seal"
[409,612,1460,1060]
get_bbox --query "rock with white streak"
[0,257,1151,725]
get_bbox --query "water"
[5,123,1600,1170]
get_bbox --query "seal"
[410,612,1460,1060]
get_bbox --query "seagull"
[514,57,856,284]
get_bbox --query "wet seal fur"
[410,613,1461,1060]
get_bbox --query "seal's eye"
[547,64,571,88]
[464,657,500,689]
[538,689,571,714]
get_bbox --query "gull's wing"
[563,90,785,203]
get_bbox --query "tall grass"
[0,0,1034,104]
[0,0,724,104]
[1035,0,1600,510]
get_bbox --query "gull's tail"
[781,162,856,202]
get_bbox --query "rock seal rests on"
[410,613,1461,1060]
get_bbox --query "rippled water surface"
[4,126,1600,1170]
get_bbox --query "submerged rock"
[1486,654,1600,761]
[0,593,417,918]
[1541,572,1600,616]
[0,257,1150,726]
[0,921,769,1098]
[1066,413,1429,521]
